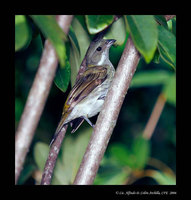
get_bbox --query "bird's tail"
[49,112,69,146]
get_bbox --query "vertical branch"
[15,15,73,184]
[73,37,140,185]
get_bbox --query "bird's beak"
[106,39,116,46]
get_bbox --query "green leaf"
[171,18,176,36]
[51,159,69,184]
[94,154,130,185]
[53,27,72,92]
[54,59,71,92]
[33,142,49,171]
[30,15,67,68]
[51,127,92,184]
[54,26,82,91]
[132,135,150,169]
[130,70,171,88]
[68,128,92,181]
[152,48,160,64]
[104,17,127,46]
[15,15,32,51]
[85,15,114,34]
[154,15,168,29]
[71,17,91,62]
[94,168,127,185]
[68,27,81,86]
[126,15,158,63]
[162,73,176,106]
[158,25,176,69]
[68,26,80,54]
[109,136,150,170]
[109,143,134,167]
[54,41,71,92]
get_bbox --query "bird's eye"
[96,46,102,51]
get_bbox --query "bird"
[50,37,116,146]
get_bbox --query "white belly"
[64,83,107,123]
[65,97,104,124]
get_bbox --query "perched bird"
[50,37,116,146]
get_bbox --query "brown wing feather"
[63,66,108,113]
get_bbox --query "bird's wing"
[64,65,108,113]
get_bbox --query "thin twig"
[15,15,73,184]
[73,37,140,185]
[143,93,166,140]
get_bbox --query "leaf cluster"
[15,15,176,93]
[94,135,175,185]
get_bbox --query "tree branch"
[15,15,73,184]
[73,37,140,185]
[143,93,166,140]
[40,125,68,185]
